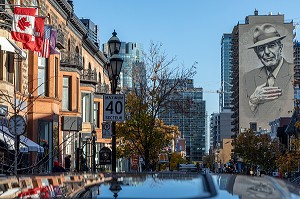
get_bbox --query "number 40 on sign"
[103,94,125,122]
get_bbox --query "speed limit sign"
[103,94,125,122]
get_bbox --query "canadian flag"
[23,17,45,52]
[11,7,36,43]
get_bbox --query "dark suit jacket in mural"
[242,58,294,123]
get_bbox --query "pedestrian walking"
[64,155,71,172]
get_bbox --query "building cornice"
[82,39,107,66]
[60,66,81,75]
[80,83,96,89]
[48,0,70,21]
[48,0,87,37]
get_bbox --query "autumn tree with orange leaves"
[116,92,180,171]
[276,136,300,174]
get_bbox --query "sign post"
[103,94,125,172]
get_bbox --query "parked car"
[76,172,300,198]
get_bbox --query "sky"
[73,0,300,118]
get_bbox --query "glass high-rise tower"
[159,79,206,162]
[220,33,233,111]
[103,42,145,90]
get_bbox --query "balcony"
[56,29,65,49]
[60,52,83,70]
[80,68,97,85]
[95,83,109,94]
[0,7,12,31]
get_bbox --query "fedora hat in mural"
[249,23,286,49]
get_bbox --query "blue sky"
[73,0,300,117]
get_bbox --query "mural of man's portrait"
[239,22,294,130]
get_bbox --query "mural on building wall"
[239,22,294,131]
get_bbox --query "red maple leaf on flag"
[17,17,31,31]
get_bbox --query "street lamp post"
[92,130,96,172]
[168,148,172,171]
[107,30,123,172]
[109,176,122,199]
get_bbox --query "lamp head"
[108,30,121,56]
[107,54,123,81]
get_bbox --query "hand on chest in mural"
[249,83,282,111]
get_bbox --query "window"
[38,120,53,172]
[82,57,85,70]
[0,0,5,9]
[31,0,38,6]
[75,46,79,57]
[6,52,14,84]
[54,57,58,97]
[62,76,71,110]
[47,14,51,24]
[76,77,79,111]
[15,59,21,91]
[81,93,91,122]
[250,122,257,132]
[68,39,70,52]
[38,57,48,96]
[94,102,99,128]
[62,131,73,160]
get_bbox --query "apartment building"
[231,10,294,135]
[159,79,206,162]
[0,0,110,173]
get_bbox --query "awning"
[8,39,27,59]
[0,37,15,52]
[0,37,27,59]
[20,135,44,153]
[0,126,28,152]
[0,126,43,153]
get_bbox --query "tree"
[233,129,282,173]
[116,41,196,171]
[202,154,214,170]
[170,152,187,171]
[233,129,258,166]
[0,77,49,175]
[117,92,180,170]
[276,136,300,174]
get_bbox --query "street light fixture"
[107,30,123,172]
[108,30,121,55]
[92,130,96,172]
[109,176,122,199]
[168,148,172,171]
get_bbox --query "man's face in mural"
[254,40,283,72]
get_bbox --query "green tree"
[116,42,196,171]
[254,134,282,173]
[233,130,258,166]
[233,129,282,173]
